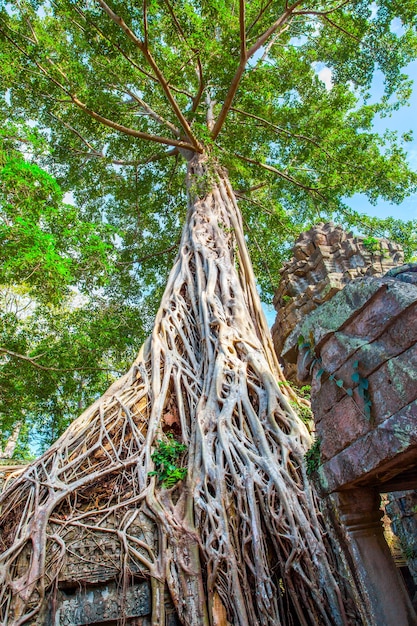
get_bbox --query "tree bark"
[0,421,22,460]
[0,153,359,625]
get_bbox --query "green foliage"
[362,236,380,254]
[149,434,187,488]
[305,438,321,477]
[291,401,313,425]
[0,128,148,454]
[0,0,415,453]
[298,337,372,420]
[298,385,312,400]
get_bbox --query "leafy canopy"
[0,0,416,452]
[0,123,148,456]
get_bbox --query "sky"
[343,60,417,223]
[262,59,417,327]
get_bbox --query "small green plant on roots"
[149,434,187,488]
[290,401,313,425]
[305,438,321,477]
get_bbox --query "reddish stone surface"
[369,343,417,424]
[316,391,371,462]
[317,399,417,493]
[341,284,417,343]
[297,275,417,492]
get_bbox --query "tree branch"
[95,0,203,151]
[1,21,190,152]
[246,0,275,36]
[230,107,334,159]
[211,0,305,141]
[70,96,197,151]
[234,192,294,234]
[116,242,179,266]
[162,0,205,115]
[121,88,182,137]
[294,0,352,16]
[233,151,326,199]
[0,348,121,373]
[49,112,179,165]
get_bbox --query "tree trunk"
[0,153,359,625]
[0,421,22,460]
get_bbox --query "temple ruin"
[2,222,417,625]
[276,223,417,625]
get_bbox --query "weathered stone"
[335,488,417,626]
[317,399,417,493]
[369,343,417,424]
[386,490,417,586]
[272,222,403,381]
[342,283,417,343]
[283,277,384,364]
[48,580,152,625]
[316,392,370,462]
[273,223,417,622]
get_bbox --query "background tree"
[0,1,416,625]
[0,123,148,454]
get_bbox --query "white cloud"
[318,67,333,90]
[63,191,76,205]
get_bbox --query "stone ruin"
[1,222,416,625]
[274,222,417,626]
[272,222,403,382]
[0,478,177,624]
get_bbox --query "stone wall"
[272,222,403,381]
[271,222,417,621]
[292,274,417,480]
[291,269,417,611]
[43,580,180,626]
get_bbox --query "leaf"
[353,360,359,369]
[316,368,325,380]
[335,379,344,388]
[364,401,372,419]
[345,388,353,396]
[351,372,360,383]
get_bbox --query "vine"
[298,336,372,420]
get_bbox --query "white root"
[0,154,358,626]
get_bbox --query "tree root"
[0,154,360,626]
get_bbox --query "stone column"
[337,487,417,626]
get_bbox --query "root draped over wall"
[0,154,359,625]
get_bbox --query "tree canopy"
[1,2,417,625]
[0,0,417,453]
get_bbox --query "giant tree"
[0,1,416,624]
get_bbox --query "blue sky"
[344,60,417,222]
[263,60,417,326]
